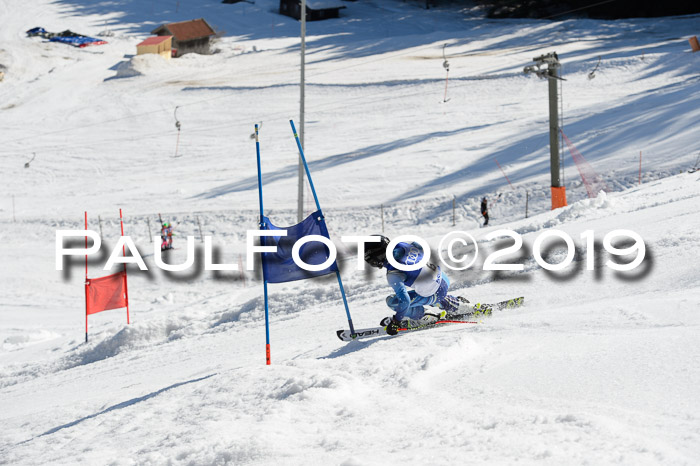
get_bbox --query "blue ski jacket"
[385,242,448,321]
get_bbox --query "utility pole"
[524,52,567,210]
[525,191,529,218]
[380,204,384,233]
[298,0,306,222]
[442,43,450,103]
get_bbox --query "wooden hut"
[136,35,173,59]
[279,0,346,21]
[151,19,216,57]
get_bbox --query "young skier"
[364,235,468,335]
[161,222,174,251]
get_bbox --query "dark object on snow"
[25,153,36,168]
[279,0,346,21]
[476,0,700,19]
[26,27,107,47]
[151,19,216,58]
[26,27,49,37]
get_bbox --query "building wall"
[279,0,302,19]
[137,37,172,60]
[279,0,341,21]
[137,44,156,55]
[173,37,210,57]
[309,8,340,20]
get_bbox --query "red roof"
[152,19,215,41]
[137,35,172,47]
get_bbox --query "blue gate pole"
[255,124,272,365]
[290,120,356,335]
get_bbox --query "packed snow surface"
[1,0,699,464]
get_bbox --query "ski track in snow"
[1,0,700,464]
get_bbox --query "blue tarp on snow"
[49,35,107,47]
[26,27,107,48]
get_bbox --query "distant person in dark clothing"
[481,197,489,226]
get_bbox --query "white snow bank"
[113,53,170,79]
[1,330,61,352]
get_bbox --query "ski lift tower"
[524,52,567,210]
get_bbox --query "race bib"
[413,263,442,297]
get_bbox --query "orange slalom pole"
[85,211,89,343]
[119,209,130,324]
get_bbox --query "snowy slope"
[1,0,700,464]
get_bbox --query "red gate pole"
[85,211,89,343]
[119,209,130,324]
